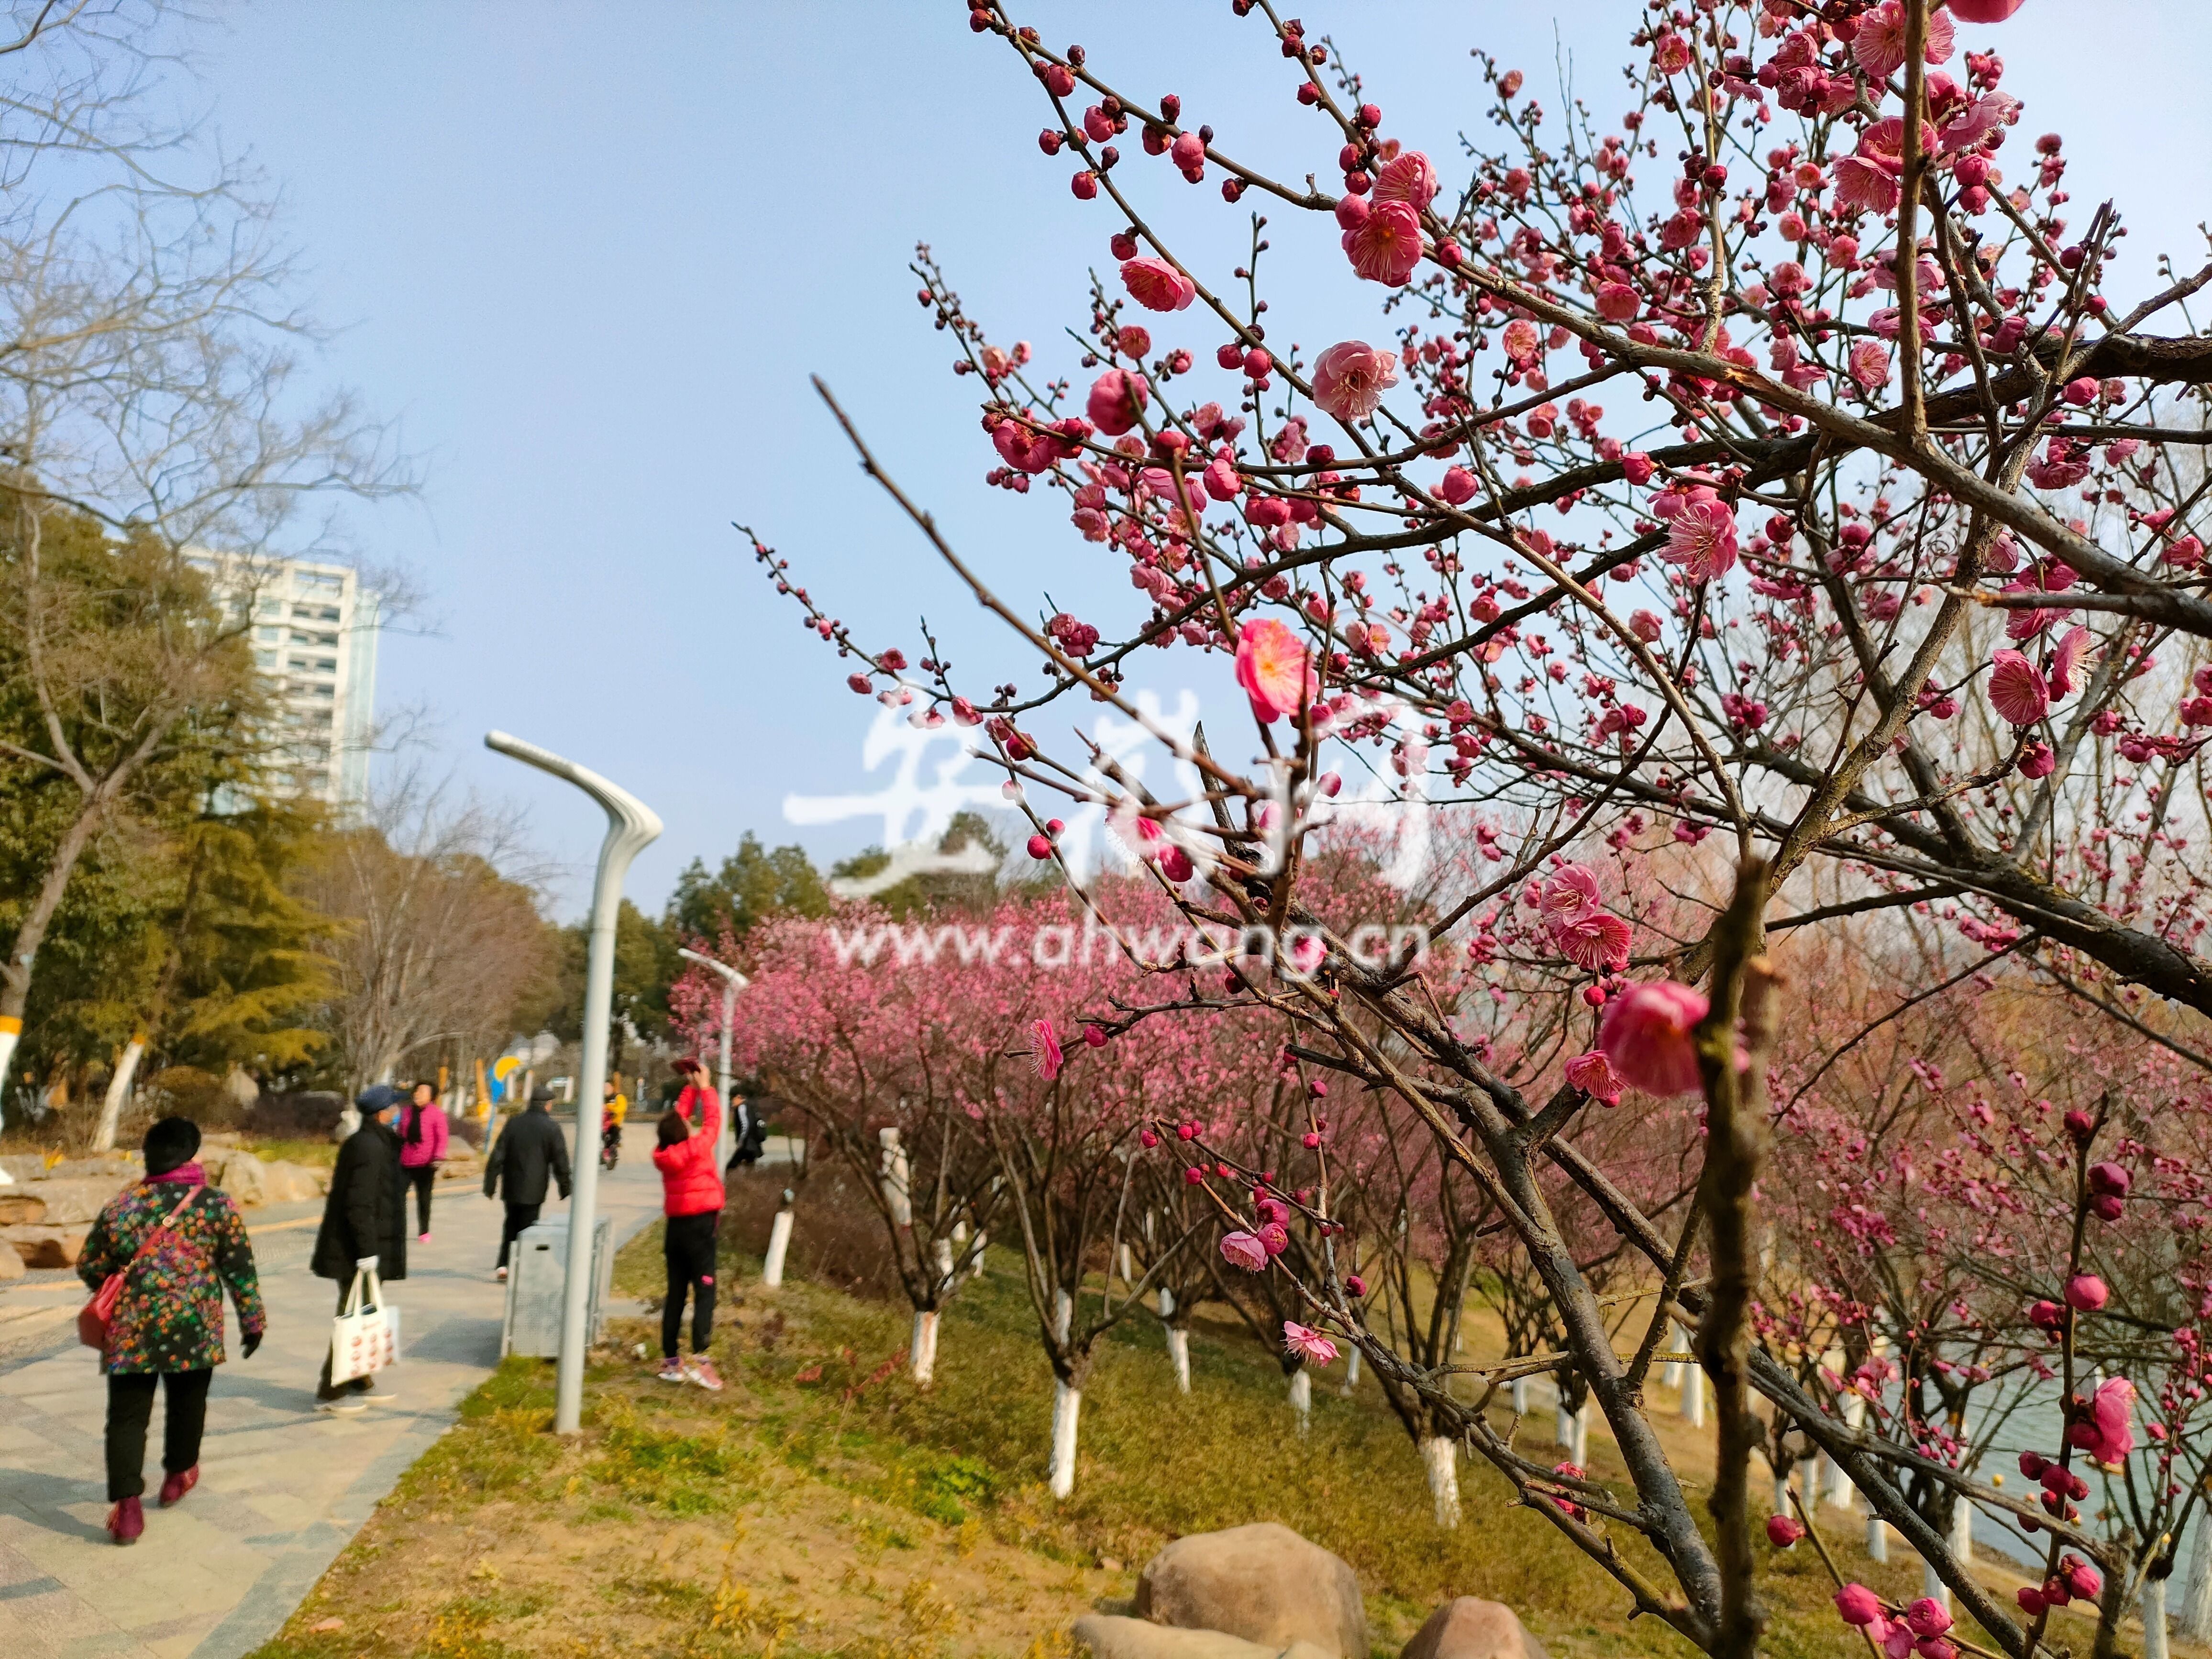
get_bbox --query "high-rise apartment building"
[188,551,380,809]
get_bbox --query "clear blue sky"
[185,2,2210,916]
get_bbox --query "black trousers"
[497,1201,542,1269]
[406,1164,437,1235]
[316,1281,374,1401]
[106,1369,212,1501]
[662,1211,719,1358]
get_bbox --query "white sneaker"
[316,1396,366,1415]
[358,1386,399,1404]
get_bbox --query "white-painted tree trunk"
[93,1035,146,1152]
[911,1309,939,1385]
[1421,1436,1461,1527]
[1573,1404,1590,1466]
[1867,1512,1889,1563]
[2145,1575,2171,1659]
[1952,1492,1973,1563]
[1047,1379,1081,1499]
[0,1024,13,1184]
[1341,1348,1360,1394]
[969,1231,986,1278]
[952,1219,968,1244]
[2179,1518,2212,1642]
[1556,1389,1578,1449]
[1117,1243,1134,1285]
[1773,1468,1792,1518]
[1053,1287,1072,1343]
[1288,1368,1312,1435]
[932,1236,954,1293]
[1165,1326,1191,1393]
[762,1208,794,1287]
[1662,1322,1685,1392]
[879,1129,912,1227]
[1682,1363,1705,1426]
[1511,1374,1530,1415]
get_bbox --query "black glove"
[242,1331,262,1360]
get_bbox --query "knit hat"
[143,1117,202,1177]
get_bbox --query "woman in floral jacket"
[78,1116,266,1545]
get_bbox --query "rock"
[1,1224,90,1268]
[258,1160,326,1203]
[15,1177,126,1226]
[1401,1601,1547,1659]
[215,1153,268,1207]
[1072,1615,1334,1659]
[1135,1524,1367,1659]
[0,1193,46,1226]
[46,1156,135,1182]
[0,1154,49,1183]
[0,1239,25,1279]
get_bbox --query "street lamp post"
[676,947,747,1170]
[485,731,661,1436]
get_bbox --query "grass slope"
[246,1221,2108,1659]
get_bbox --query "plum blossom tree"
[751,2,2212,1653]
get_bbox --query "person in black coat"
[311,1085,407,1411]
[484,1084,572,1280]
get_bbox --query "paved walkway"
[0,1122,668,1659]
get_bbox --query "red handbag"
[79,1187,201,1352]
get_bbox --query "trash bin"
[500,1215,614,1358]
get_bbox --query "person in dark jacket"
[484,1083,572,1280]
[724,1091,768,1172]
[311,1084,408,1411]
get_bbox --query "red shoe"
[159,1465,199,1507]
[108,1495,144,1545]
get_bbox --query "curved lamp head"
[676,946,751,990]
[485,731,663,859]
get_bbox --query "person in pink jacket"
[398,1081,450,1243]
[651,1081,725,1391]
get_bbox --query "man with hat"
[483,1081,572,1281]
[311,1084,408,1411]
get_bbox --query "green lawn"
[244,1219,2102,1659]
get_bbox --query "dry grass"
[245,1220,2124,1659]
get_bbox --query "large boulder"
[15,1177,126,1226]
[46,1156,135,1182]
[0,1191,46,1226]
[1073,1615,1332,1659]
[1401,1600,1548,1659]
[258,1160,326,1203]
[1135,1525,1367,1659]
[0,1154,49,1183]
[0,1239,25,1279]
[213,1152,267,1207]
[1,1224,90,1268]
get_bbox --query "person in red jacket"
[651,1102,725,1391]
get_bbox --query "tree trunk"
[1165,1325,1191,1393]
[1867,1511,1889,1563]
[911,1309,939,1385]
[1422,1435,1461,1528]
[1047,1378,1082,1499]
[762,1205,794,1288]
[0,1021,17,1184]
[2145,1575,2170,1659]
[1288,1367,1311,1435]
[2179,1521,2212,1642]
[1682,1361,1705,1426]
[1053,1286,1072,1342]
[93,1035,146,1152]
[1341,1347,1361,1394]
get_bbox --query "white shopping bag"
[329,1267,400,1383]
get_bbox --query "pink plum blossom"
[1220,1229,1269,1272]
[1235,618,1312,723]
[1598,981,1709,1096]
[1988,651,2051,727]
[1311,341,1401,420]
[1121,256,1196,312]
[1342,199,1423,286]
[1283,1320,1339,1365]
